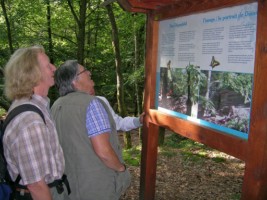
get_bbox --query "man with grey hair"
[51,60,131,200]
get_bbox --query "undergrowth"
[122,132,227,167]
[163,133,226,163]
[0,108,5,118]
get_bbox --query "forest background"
[0,0,146,147]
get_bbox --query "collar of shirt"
[11,94,50,112]
[31,94,50,110]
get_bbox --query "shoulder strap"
[1,104,46,184]
[2,104,46,133]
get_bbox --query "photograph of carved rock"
[158,64,252,134]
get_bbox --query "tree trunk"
[0,0,13,54]
[186,69,192,116]
[134,16,140,116]
[0,0,12,111]
[106,3,131,148]
[46,0,54,63]
[158,126,165,146]
[161,67,168,104]
[204,70,212,116]
[124,131,132,149]
[133,15,143,140]
[46,0,58,103]
[78,0,86,65]
[67,0,86,65]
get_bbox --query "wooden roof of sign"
[117,0,256,15]
[117,0,175,12]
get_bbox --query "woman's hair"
[55,60,79,96]
[4,45,45,100]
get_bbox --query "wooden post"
[241,1,267,199]
[139,12,159,200]
[139,123,159,200]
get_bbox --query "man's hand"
[139,112,145,124]
[27,179,52,200]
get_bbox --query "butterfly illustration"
[210,56,220,69]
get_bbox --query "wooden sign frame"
[118,0,267,199]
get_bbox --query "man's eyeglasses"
[77,69,88,76]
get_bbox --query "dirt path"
[119,131,245,200]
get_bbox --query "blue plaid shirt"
[86,99,111,137]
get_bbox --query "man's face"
[38,52,56,88]
[74,65,95,95]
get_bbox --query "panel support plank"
[139,11,159,200]
[241,1,267,199]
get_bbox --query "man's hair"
[55,60,79,96]
[4,45,45,100]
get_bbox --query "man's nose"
[50,64,56,71]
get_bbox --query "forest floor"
[118,130,245,200]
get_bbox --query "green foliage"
[160,150,177,158]
[198,95,215,113]
[0,76,10,111]
[0,108,6,117]
[122,132,228,168]
[0,0,146,112]
[181,151,206,163]
[221,72,252,104]
[164,133,226,164]
[211,157,226,163]
[202,71,252,105]
[122,146,141,166]
[185,64,206,104]
[168,64,206,105]
[226,117,249,133]
[164,133,205,150]
[230,193,241,200]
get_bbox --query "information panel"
[156,3,257,139]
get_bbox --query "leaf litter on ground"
[119,130,244,200]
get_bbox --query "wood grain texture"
[148,109,248,160]
[153,0,256,20]
[139,13,159,200]
[118,0,267,199]
[241,0,267,199]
